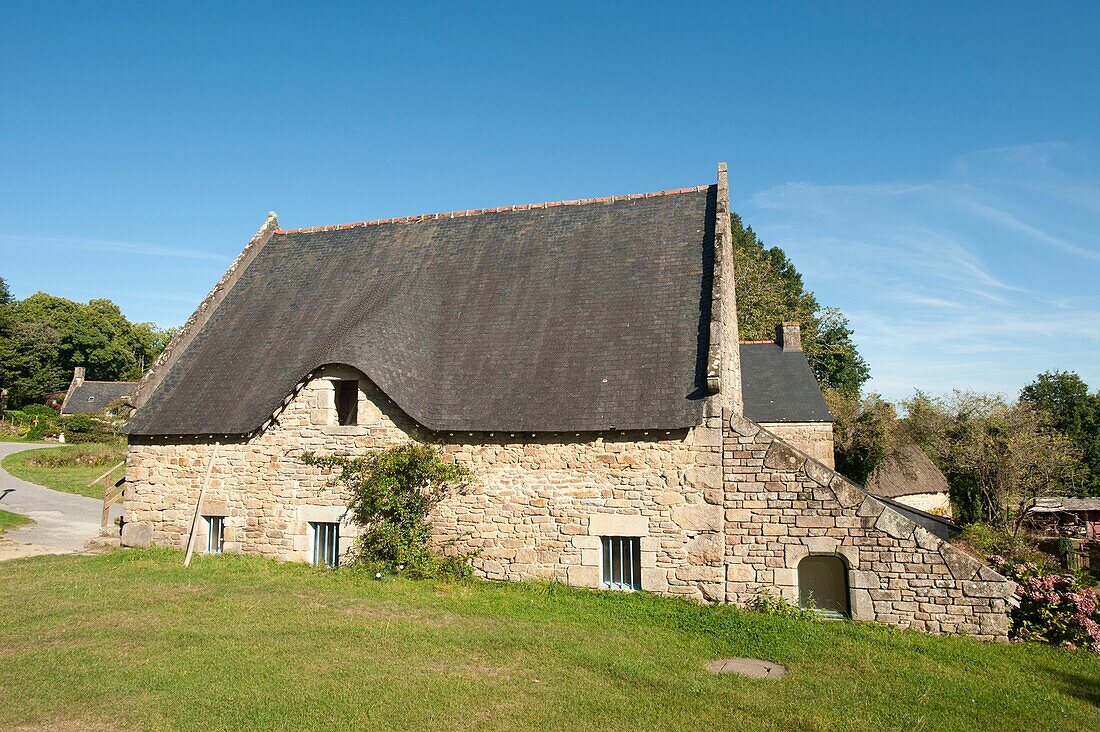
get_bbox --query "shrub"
[26,442,126,469]
[4,409,27,424]
[22,404,59,421]
[60,413,119,443]
[958,522,1056,570]
[746,588,818,620]
[61,413,95,433]
[65,427,117,443]
[302,443,473,578]
[5,404,59,439]
[989,555,1100,653]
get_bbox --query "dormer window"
[335,380,359,425]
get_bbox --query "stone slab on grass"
[707,657,787,679]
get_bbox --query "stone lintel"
[588,514,649,537]
[299,504,349,524]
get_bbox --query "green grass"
[1,443,125,498]
[0,432,36,442]
[0,550,1097,732]
[0,507,32,534]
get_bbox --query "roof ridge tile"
[274,185,711,235]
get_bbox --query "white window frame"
[600,535,641,590]
[311,521,340,568]
[205,516,224,554]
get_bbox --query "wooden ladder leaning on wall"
[88,461,126,527]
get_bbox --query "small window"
[206,516,224,554]
[797,555,850,617]
[312,521,340,568]
[335,380,359,425]
[601,536,641,590]
[87,396,95,402]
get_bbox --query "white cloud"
[743,142,1100,399]
[0,233,227,261]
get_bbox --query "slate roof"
[62,381,136,415]
[127,187,718,436]
[739,343,832,423]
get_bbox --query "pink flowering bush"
[989,555,1100,653]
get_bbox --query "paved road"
[0,441,121,553]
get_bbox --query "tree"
[0,276,11,306]
[731,214,870,396]
[0,320,63,407]
[0,292,174,408]
[824,389,896,484]
[1020,371,1100,496]
[903,391,1082,535]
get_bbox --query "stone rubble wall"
[723,412,1014,640]
[757,422,834,468]
[126,364,1012,639]
[125,365,728,601]
[890,492,954,517]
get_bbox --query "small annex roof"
[61,381,136,415]
[867,441,951,499]
[738,343,832,423]
[1031,497,1100,513]
[127,185,718,436]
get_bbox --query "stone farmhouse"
[122,164,1014,640]
[60,367,136,416]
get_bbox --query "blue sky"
[2,2,1098,400]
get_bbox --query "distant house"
[867,441,953,517]
[121,163,1014,639]
[59,367,136,416]
[44,391,67,412]
[1029,497,1100,541]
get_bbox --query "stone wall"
[126,364,728,602]
[890,492,953,516]
[126,364,1014,639]
[758,422,834,468]
[723,413,1014,640]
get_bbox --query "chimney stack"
[777,322,801,351]
[73,366,85,386]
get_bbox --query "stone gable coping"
[705,163,727,396]
[729,413,1015,601]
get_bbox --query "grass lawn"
[0,507,32,534]
[0,550,1097,732]
[1,444,124,499]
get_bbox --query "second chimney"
[72,366,86,386]
[777,322,801,351]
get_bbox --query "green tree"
[0,276,12,306]
[903,391,1082,533]
[1020,371,1100,496]
[0,320,63,407]
[0,292,174,408]
[824,389,897,484]
[731,214,870,396]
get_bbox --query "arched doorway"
[797,555,850,617]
